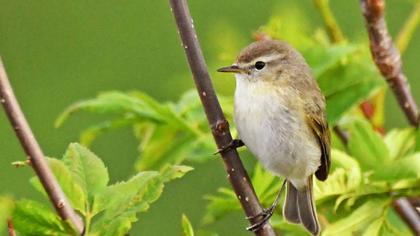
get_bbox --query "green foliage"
[254,9,386,125]
[13,200,77,236]
[344,118,390,170]
[46,2,418,235]
[204,116,419,235]
[13,143,192,236]
[57,90,231,171]
[182,214,195,236]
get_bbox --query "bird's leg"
[214,139,245,154]
[246,179,287,232]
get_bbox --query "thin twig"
[313,0,345,43]
[168,0,276,235]
[396,3,420,55]
[361,0,419,127]
[0,59,84,234]
[360,1,420,234]
[7,219,16,236]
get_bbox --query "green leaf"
[79,117,136,146]
[0,197,14,233]
[30,158,86,214]
[204,163,281,223]
[252,163,282,205]
[62,143,109,198]
[371,153,420,181]
[160,165,194,182]
[13,200,74,236]
[182,214,195,236]
[321,62,384,124]
[362,217,385,236]
[344,118,390,170]
[134,123,196,170]
[258,10,315,49]
[91,171,163,236]
[134,121,213,171]
[304,44,357,77]
[323,198,390,235]
[384,128,415,159]
[55,91,168,128]
[314,149,361,204]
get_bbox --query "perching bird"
[217,39,331,236]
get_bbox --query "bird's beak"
[217,65,243,73]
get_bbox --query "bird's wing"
[306,111,331,181]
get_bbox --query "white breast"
[234,77,320,189]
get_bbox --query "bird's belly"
[234,86,320,183]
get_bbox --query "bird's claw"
[245,205,276,232]
[214,139,244,155]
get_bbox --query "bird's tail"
[283,176,320,236]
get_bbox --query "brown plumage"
[218,39,331,235]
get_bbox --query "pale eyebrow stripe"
[244,54,285,67]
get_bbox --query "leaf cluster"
[11,143,192,236]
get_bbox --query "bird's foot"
[214,139,244,155]
[245,205,276,232]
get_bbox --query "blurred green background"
[0,0,418,235]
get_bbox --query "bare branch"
[360,1,420,233]
[360,0,419,127]
[0,59,84,234]
[168,0,276,235]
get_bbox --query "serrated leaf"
[344,118,390,170]
[91,171,163,236]
[182,214,195,236]
[13,200,74,236]
[384,128,415,159]
[323,198,390,235]
[30,158,85,214]
[62,143,109,197]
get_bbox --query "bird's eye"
[254,61,265,70]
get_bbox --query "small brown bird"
[218,40,330,235]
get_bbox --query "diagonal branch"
[361,0,419,127]
[0,59,84,234]
[168,0,276,235]
[360,0,420,234]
